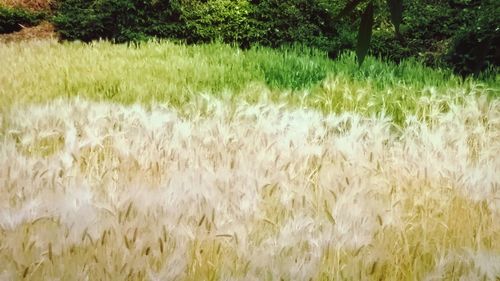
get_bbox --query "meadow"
[0,39,499,280]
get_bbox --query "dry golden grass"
[0,93,498,280]
[0,0,52,10]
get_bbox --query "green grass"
[1,40,497,124]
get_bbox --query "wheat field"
[0,40,499,280]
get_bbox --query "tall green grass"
[1,40,497,124]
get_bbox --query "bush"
[444,0,500,76]
[180,0,257,46]
[250,0,336,48]
[245,0,359,58]
[368,0,499,76]
[0,6,45,33]
[53,0,184,42]
[368,1,457,64]
[51,0,357,54]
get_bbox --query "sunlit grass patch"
[316,193,497,281]
[0,93,498,280]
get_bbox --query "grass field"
[0,39,499,280]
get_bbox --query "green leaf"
[356,1,374,67]
[386,0,403,35]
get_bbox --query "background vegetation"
[0,5,45,33]
[1,0,498,77]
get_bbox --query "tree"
[335,0,403,66]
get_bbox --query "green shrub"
[53,0,184,42]
[0,6,45,34]
[368,0,499,76]
[180,0,258,46]
[444,0,499,76]
[251,0,337,49]
[368,1,456,64]
[51,0,357,55]
[245,0,359,58]
[52,0,105,41]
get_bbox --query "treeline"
[1,0,499,76]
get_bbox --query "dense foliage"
[181,0,256,46]
[0,6,45,33]
[444,0,499,76]
[52,0,357,53]
[370,0,500,76]
[52,0,183,42]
